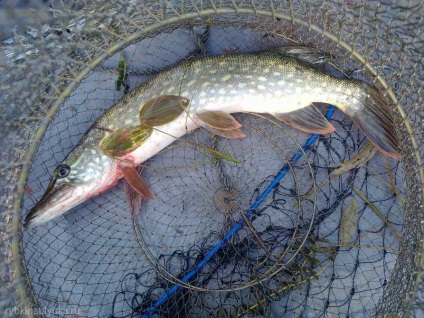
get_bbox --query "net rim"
[10,5,423,316]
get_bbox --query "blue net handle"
[141,106,336,318]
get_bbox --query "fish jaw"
[25,183,89,228]
[24,159,121,228]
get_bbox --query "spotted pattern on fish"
[24,49,399,228]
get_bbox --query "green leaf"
[139,95,190,126]
[100,125,153,158]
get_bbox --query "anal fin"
[272,104,335,134]
[121,165,156,200]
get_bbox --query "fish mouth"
[24,161,121,228]
[24,182,77,228]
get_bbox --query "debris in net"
[329,142,377,176]
[116,52,129,93]
[190,25,209,54]
[237,241,335,318]
[353,186,401,241]
[339,197,358,246]
[385,159,405,206]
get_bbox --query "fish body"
[25,49,398,227]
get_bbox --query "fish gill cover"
[0,1,423,318]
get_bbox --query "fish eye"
[56,164,71,179]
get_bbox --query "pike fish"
[24,47,399,228]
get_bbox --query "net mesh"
[1,0,423,317]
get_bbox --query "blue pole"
[141,106,336,317]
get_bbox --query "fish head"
[24,143,120,228]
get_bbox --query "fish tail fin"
[350,84,399,159]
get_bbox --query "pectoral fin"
[100,125,153,158]
[139,95,190,126]
[272,105,335,134]
[197,111,242,130]
[123,179,143,215]
[121,165,156,200]
[274,46,328,66]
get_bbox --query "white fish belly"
[125,114,199,164]
[125,93,316,165]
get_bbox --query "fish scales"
[25,49,399,227]
[101,52,351,131]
